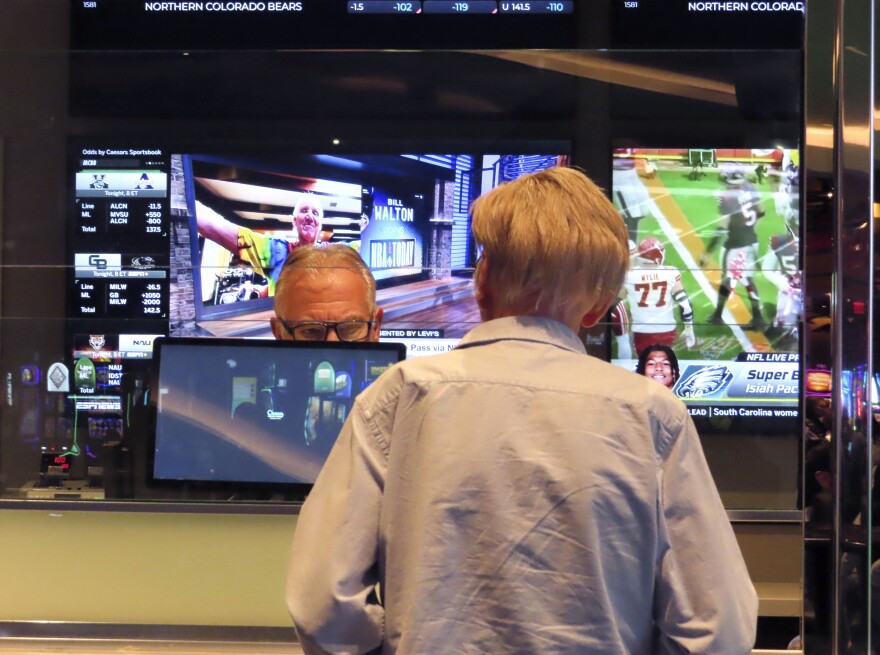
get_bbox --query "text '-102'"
[348,1,421,12]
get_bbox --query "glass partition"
[1,25,805,505]
[0,1,807,645]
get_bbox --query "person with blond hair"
[287,167,757,655]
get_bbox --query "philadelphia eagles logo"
[676,365,734,399]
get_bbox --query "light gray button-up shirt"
[287,316,758,655]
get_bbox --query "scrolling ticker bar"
[348,1,573,13]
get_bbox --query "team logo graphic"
[135,173,154,190]
[88,254,108,270]
[675,364,734,399]
[699,336,741,360]
[89,334,106,350]
[130,256,156,269]
[89,174,108,189]
[47,363,70,392]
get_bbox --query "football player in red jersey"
[610,300,632,359]
[622,237,696,355]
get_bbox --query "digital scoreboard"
[70,148,170,323]
[70,0,803,50]
[70,0,578,49]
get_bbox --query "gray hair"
[274,244,376,311]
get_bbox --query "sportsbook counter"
[0,502,803,652]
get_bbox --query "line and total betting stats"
[347,1,572,12]
[73,0,578,49]
[83,0,571,14]
[72,148,170,321]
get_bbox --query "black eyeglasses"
[280,320,373,342]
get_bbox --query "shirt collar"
[457,316,587,355]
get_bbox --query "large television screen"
[68,143,567,342]
[610,147,801,430]
[63,143,567,478]
[166,149,568,351]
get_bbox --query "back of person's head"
[470,167,629,319]
[275,244,377,311]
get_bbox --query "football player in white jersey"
[612,152,654,241]
[622,237,696,356]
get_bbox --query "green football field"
[613,165,797,361]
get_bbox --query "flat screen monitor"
[149,337,405,492]
[611,1,804,50]
[68,144,567,341]
[170,151,565,346]
[64,142,567,479]
[610,147,801,433]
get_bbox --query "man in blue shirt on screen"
[287,167,758,655]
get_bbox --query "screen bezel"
[147,336,406,498]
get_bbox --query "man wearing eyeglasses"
[269,244,383,344]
